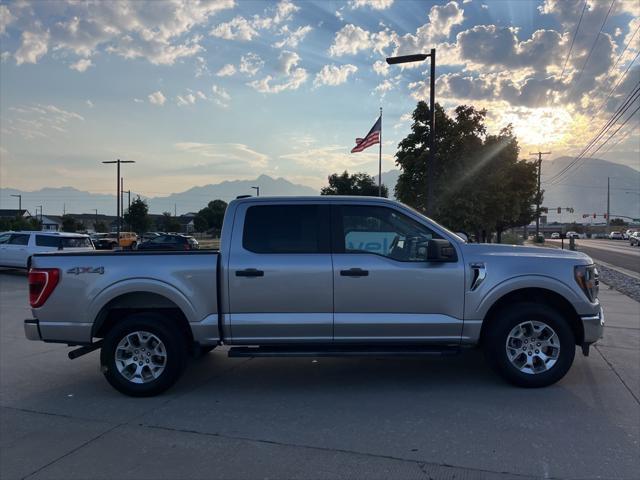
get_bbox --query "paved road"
[547,238,640,274]
[1,271,639,479]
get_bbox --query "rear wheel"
[100,313,188,396]
[483,303,575,388]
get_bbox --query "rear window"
[61,237,92,248]
[242,205,329,254]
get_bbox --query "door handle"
[340,268,369,277]
[236,268,264,277]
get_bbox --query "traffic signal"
[604,213,608,219]
[557,207,562,214]
[593,213,596,218]
[583,214,588,218]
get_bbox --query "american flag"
[351,115,381,153]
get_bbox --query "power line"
[592,49,640,117]
[587,103,640,158]
[560,0,588,80]
[571,0,616,88]
[544,81,640,185]
[599,117,640,155]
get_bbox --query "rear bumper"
[24,319,42,341]
[581,306,604,344]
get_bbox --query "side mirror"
[427,239,457,262]
[456,232,468,242]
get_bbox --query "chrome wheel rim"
[506,321,560,375]
[115,331,167,384]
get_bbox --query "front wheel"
[483,303,575,388]
[100,313,188,396]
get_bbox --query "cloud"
[15,30,49,65]
[148,91,166,106]
[349,0,394,10]
[70,58,93,72]
[281,145,383,172]
[314,64,358,87]
[4,104,84,140]
[0,4,15,35]
[211,84,231,108]
[329,24,372,56]
[210,16,258,41]
[173,142,268,170]
[8,0,235,68]
[372,60,389,76]
[273,25,312,48]
[194,56,210,77]
[176,89,211,107]
[216,64,236,77]
[248,51,308,93]
[210,0,299,42]
[239,52,264,76]
[86,100,94,108]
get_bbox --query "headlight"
[574,264,599,302]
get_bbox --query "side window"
[336,206,441,262]
[36,235,60,247]
[243,205,330,254]
[0,233,11,244]
[9,234,30,246]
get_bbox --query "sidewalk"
[594,285,640,402]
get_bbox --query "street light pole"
[36,205,43,224]
[10,194,22,212]
[251,186,260,197]
[387,49,436,216]
[102,159,135,239]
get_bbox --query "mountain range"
[1,158,638,222]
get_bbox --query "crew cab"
[24,197,604,396]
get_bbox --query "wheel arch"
[479,287,584,346]
[92,291,194,347]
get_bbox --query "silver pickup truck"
[24,196,603,396]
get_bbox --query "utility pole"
[378,107,383,197]
[36,205,43,224]
[530,151,551,240]
[606,177,610,230]
[102,159,135,239]
[10,194,21,212]
[93,209,98,232]
[387,49,436,215]
[174,203,177,217]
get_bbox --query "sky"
[0,0,639,200]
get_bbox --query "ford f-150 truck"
[24,196,603,396]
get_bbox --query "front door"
[227,203,333,343]
[4,233,30,268]
[331,204,465,344]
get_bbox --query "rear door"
[227,203,333,343]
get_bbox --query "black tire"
[100,313,188,397]
[483,302,575,388]
[130,242,137,250]
[26,257,32,270]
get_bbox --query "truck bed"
[30,250,220,345]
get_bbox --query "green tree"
[61,214,81,232]
[196,199,228,234]
[124,196,152,233]
[395,102,538,242]
[321,171,388,197]
[157,212,181,232]
[610,218,627,227]
[0,216,41,231]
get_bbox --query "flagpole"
[378,107,382,197]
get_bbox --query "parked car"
[609,231,623,240]
[95,232,139,250]
[566,231,580,239]
[137,234,199,251]
[550,232,560,239]
[24,196,603,396]
[0,231,94,269]
[141,232,161,242]
[630,231,640,247]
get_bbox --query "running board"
[228,345,460,358]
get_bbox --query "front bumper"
[581,306,605,344]
[24,319,42,341]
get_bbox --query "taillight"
[184,243,191,250]
[29,268,60,308]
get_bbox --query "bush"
[500,233,524,245]
[533,235,545,244]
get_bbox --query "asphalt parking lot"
[1,270,639,480]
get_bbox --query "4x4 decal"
[66,266,104,275]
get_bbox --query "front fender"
[471,274,593,320]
